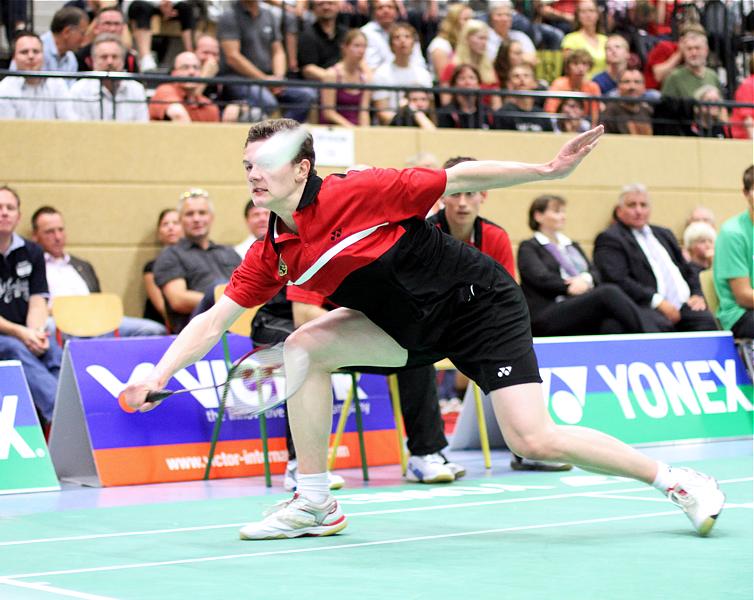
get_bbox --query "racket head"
[223,343,292,417]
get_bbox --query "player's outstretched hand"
[549,125,603,180]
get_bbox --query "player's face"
[180,197,214,240]
[443,190,485,229]
[158,210,183,245]
[617,191,651,229]
[535,201,566,234]
[14,36,43,71]
[93,41,125,72]
[0,190,20,237]
[34,212,67,258]
[246,206,270,240]
[243,141,302,210]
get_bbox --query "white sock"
[651,461,679,493]
[296,472,330,504]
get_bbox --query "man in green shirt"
[661,28,720,99]
[713,165,754,338]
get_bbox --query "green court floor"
[1,456,751,600]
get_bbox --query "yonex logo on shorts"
[497,366,512,377]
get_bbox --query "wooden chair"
[204,285,265,482]
[52,293,124,344]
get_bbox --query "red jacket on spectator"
[643,40,677,90]
[731,76,754,140]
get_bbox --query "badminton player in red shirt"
[123,119,724,540]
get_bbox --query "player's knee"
[508,431,562,462]
[285,326,334,372]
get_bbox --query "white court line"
[3,510,683,580]
[0,578,117,600]
[2,477,750,548]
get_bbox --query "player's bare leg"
[491,383,725,535]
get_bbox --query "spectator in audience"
[686,205,716,230]
[70,34,149,122]
[149,52,220,123]
[217,0,317,123]
[544,49,600,124]
[389,89,436,129]
[425,2,473,82]
[518,193,654,337]
[731,55,754,140]
[128,0,195,71]
[437,64,495,129]
[439,20,502,110]
[153,189,241,333]
[683,221,716,282]
[298,0,347,82]
[372,23,432,125]
[552,97,590,133]
[561,0,607,78]
[143,208,183,326]
[235,199,270,258]
[591,33,629,95]
[31,206,166,337]
[495,63,552,132]
[593,183,718,332]
[0,186,61,425]
[76,6,139,73]
[485,1,536,67]
[661,28,720,99]
[691,85,731,139]
[643,32,681,91]
[37,6,89,83]
[599,68,652,135]
[535,0,576,36]
[713,165,754,339]
[320,28,372,128]
[362,0,426,71]
[0,32,77,121]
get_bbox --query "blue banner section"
[0,361,39,427]
[67,336,393,450]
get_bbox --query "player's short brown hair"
[245,119,315,167]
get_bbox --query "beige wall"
[1,120,751,316]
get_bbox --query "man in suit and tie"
[593,183,717,332]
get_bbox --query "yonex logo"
[330,227,342,241]
[540,367,588,425]
[497,366,512,377]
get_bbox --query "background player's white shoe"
[239,493,348,540]
[283,459,345,492]
[666,468,725,536]
[405,454,455,483]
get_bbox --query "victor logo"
[0,395,38,460]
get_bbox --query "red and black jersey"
[426,209,516,278]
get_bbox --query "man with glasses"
[76,6,140,73]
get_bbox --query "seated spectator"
[298,0,348,82]
[683,221,716,282]
[143,209,183,326]
[599,68,653,135]
[485,1,536,67]
[128,0,195,71]
[0,186,61,425]
[536,0,576,36]
[192,34,224,112]
[592,34,629,95]
[217,0,316,123]
[518,194,653,336]
[495,64,553,132]
[425,3,473,82]
[543,49,600,124]
[149,52,220,122]
[561,0,607,78]
[0,32,77,121]
[37,6,89,83]
[372,23,432,125]
[439,20,502,110]
[320,29,372,128]
[691,85,731,139]
[235,199,270,258]
[31,206,166,337]
[70,34,148,122]
[713,165,754,339]
[643,34,681,91]
[361,0,426,71]
[731,55,754,140]
[437,64,495,129]
[661,27,720,99]
[552,97,591,133]
[686,205,716,230]
[389,89,436,129]
[593,183,718,332]
[76,6,138,73]
[153,189,241,333]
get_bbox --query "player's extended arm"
[121,295,245,410]
[443,125,603,195]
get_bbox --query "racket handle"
[145,390,173,403]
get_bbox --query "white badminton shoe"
[283,459,345,492]
[666,468,725,536]
[405,453,455,483]
[239,493,348,540]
